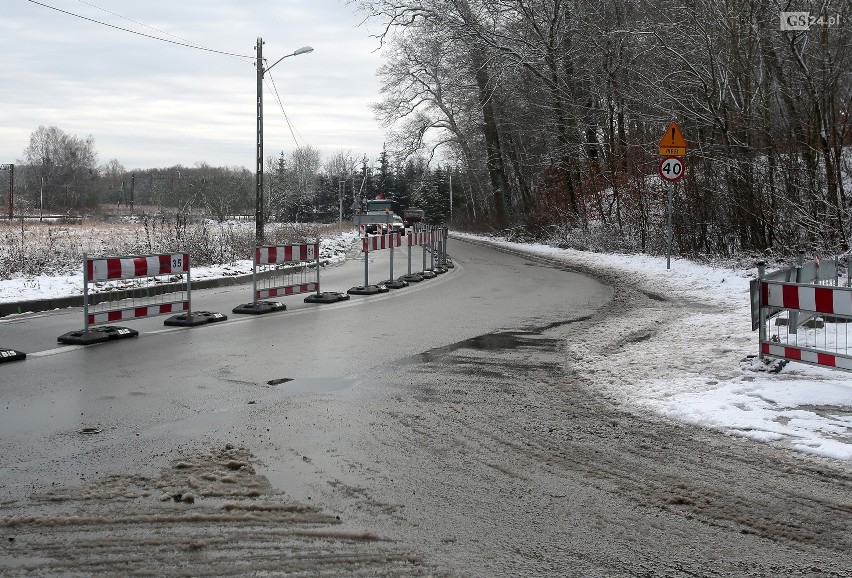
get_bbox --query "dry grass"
[0,218,350,280]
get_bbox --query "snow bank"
[457,233,852,462]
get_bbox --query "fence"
[58,252,226,345]
[754,256,852,371]
[233,242,349,314]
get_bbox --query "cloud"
[0,0,387,168]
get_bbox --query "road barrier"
[754,258,851,371]
[58,252,226,345]
[0,346,25,364]
[750,251,838,333]
[233,242,349,314]
[349,232,404,295]
[404,227,438,280]
[402,229,429,283]
[346,225,452,295]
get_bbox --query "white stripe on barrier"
[835,291,852,316]
[799,287,816,312]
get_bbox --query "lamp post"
[255,38,313,244]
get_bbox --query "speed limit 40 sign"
[658,156,685,182]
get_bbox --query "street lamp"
[255,39,314,244]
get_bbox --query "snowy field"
[2,228,851,462]
[0,223,358,303]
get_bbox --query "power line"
[265,71,307,149]
[27,0,254,61]
[74,0,218,53]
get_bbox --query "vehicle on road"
[403,207,425,227]
[354,194,405,235]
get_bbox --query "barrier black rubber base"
[164,311,228,326]
[433,266,448,274]
[418,270,438,279]
[347,285,389,296]
[232,301,287,315]
[380,278,409,289]
[304,292,351,304]
[58,325,138,345]
[0,348,26,363]
[401,273,424,283]
[445,258,454,268]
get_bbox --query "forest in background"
[2,0,849,260]
[357,0,851,256]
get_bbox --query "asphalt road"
[1,238,851,577]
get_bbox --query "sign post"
[658,122,687,270]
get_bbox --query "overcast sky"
[1,0,388,170]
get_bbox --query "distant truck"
[353,196,404,235]
[403,207,425,227]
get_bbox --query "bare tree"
[21,125,99,210]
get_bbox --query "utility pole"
[448,169,452,223]
[0,164,12,221]
[130,173,135,212]
[254,38,314,244]
[256,37,264,244]
[339,180,345,223]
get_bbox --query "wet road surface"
[1,239,851,576]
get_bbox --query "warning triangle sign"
[659,121,687,149]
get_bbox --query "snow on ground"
[456,233,852,462]
[0,229,360,302]
[2,229,851,462]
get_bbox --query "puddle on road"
[272,377,357,395]
[411,317,595,364]
[417,331,561,363]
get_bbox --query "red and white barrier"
[85,253,190,325]
[407,229,435,247]
[762,281,852,316]
[88,253,188,281]
[256,244,316,265]
[363,233,402,252]
[58,251,224,345]
[758,279,852,372]
[257,283,318,300]
[234,241,348,314]
[252,243,318,303]
[761,343,852,371]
